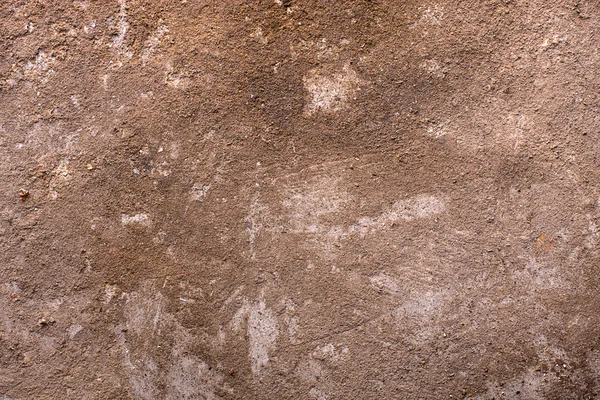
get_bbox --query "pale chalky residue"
[232,298,279,374]
[352,194,445,234]
[303,64,361,115]
[121,213,152,227]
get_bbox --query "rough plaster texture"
[1,0,600,399]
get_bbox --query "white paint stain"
[283,176,350,234]
[117,284,232,399]
[587,349,600,394]
[55,159,70,179]
[166,356,229,400]
[392,290,448,343]
[311,343,349,362]
[295,359,324,384]
[418,6,444,25]
[285,314,299,343]
[141,22,168,64]
[309,388,329,400]
[513,258,567,290]
[303,64,361,115]
[475,368,550,400]
[250,27,268,44]
[191,183,211,200]
[282,298,299,343]
[103,283,119,304]
[248,300,279,374]
[67,324,83,339]
[121,213,152,227]
[352,194,445,234]
[393,291,446,321]
[165,62,191,89]
[245,199,267,259]
[247,173,447,260]
[232,298,279,374]
[83,20,96,35]
[47,159,73,200]
[23,51,56,84]
[369,273,400,294]
[110,0,134,61]
[541,34,567,49]
[421,59,445,78]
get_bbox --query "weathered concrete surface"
[1,0,600,398]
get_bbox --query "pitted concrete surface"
[1,1,600,399]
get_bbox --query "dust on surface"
[2,0,600,399]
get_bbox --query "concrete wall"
[1,1,600,398]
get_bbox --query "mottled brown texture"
[1,0,600,399]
